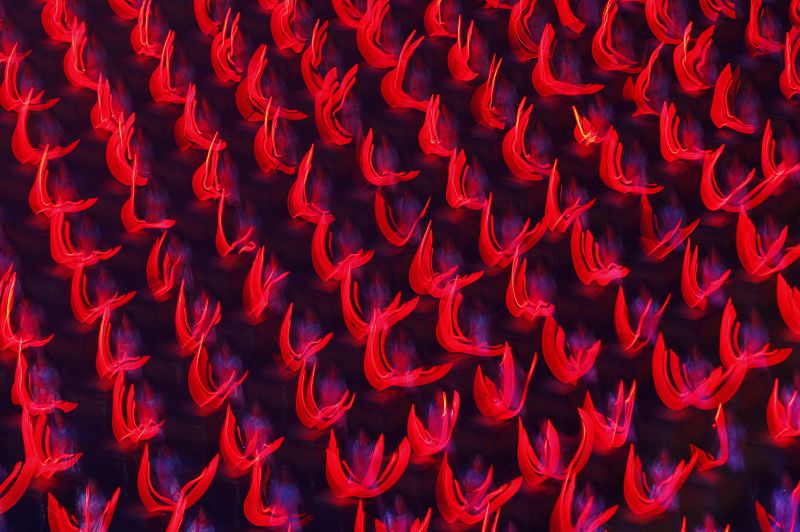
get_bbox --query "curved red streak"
[326,431,410,498]
[146,231,181,301]
[436,453,522,525]
[534,24,604,97]
[639,195,698,261]
[112,375,163,444]
[381,31,428,111]
[296,362,355,430]
[582,380,636,453]
[474,344,536,421]
[407,391,459,456]
[243,247,289,324]
[502,97,551,181]
[278,303,333,373]
[271,0,307,53]
[97,311,149,381]
[436,280,505,357]
[614,286,669,354]
[506,252,555,322]
[710,64,756,135]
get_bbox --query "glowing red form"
[699,0,735,21]
[314,66,358,146]
[356,0,400,69]
[471,55,506,129]
[570,220,630,287]
[254,100,296,175]
[244,463,311,527]
[506,252,555,322]
[447,150,486,210]
[407,390,459,457]
[219,405,284,477]
[70,266,135,325]
[474,344,536,421]
[544,161,595,233]
[175,84,220,152]
[12,349,75,416]
[534,24,604,97]
[479,194,545,269]
[592,0,641,73]
[381,31,428,111]
[551,472,618,532]
[447,17,479,81]
[287,145,327,224]
[777,274,800,335]
[146,231,182,302]
[96,311,149,381]
[296,362,355,430]
[243,247,289,324]
[174,281,221,356]
[0,45,59,112]
[121,162,176,234]
[424,0,456,38]
[624,445,697,519]
[41,0,78,43]
[364,313,451,390]
[690,405,728,472]
[271,0,307,53]
[599,127,663,195]
[736,209,800,280]
[436,280,505,357]
[710,64,756,135]
[193,0,223,36]
[355,499,431,532]
[645,0,683,44]
[502,97,551,182]
[614,287,669,354]
[50,211,120,270]
[360,128,420,186]
[210,9,244,83]
[112,375,163,444]
[137,445,219,532]
[278,303,333,373]
[419,94,456,157]
[745,0,783,56]
[681,238,730,311]
[409,223,483,298]
[781,27,800,99]
[582,380,636,453]
[623,43,665,117]
[660,102,709,162]
[719,298,791,369]
[63,23,99,91]
[325,430,410,498]
[652,333,746,410]
[131,0,163,59]
[436,453,522,525]
[639,195,698,261]
[374,188,430,247]
[311,214,374,282]
[237,44,306,121]
[12,93,79,165]
[767,379,800,447]
[340,266,419,342]
[508,0,538,61]
[149,31,187,105]
[673,23,715,93]
[542,315,601,385]
[47,486,120,532]
[188,345,248,414]
[301,20,329,97]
